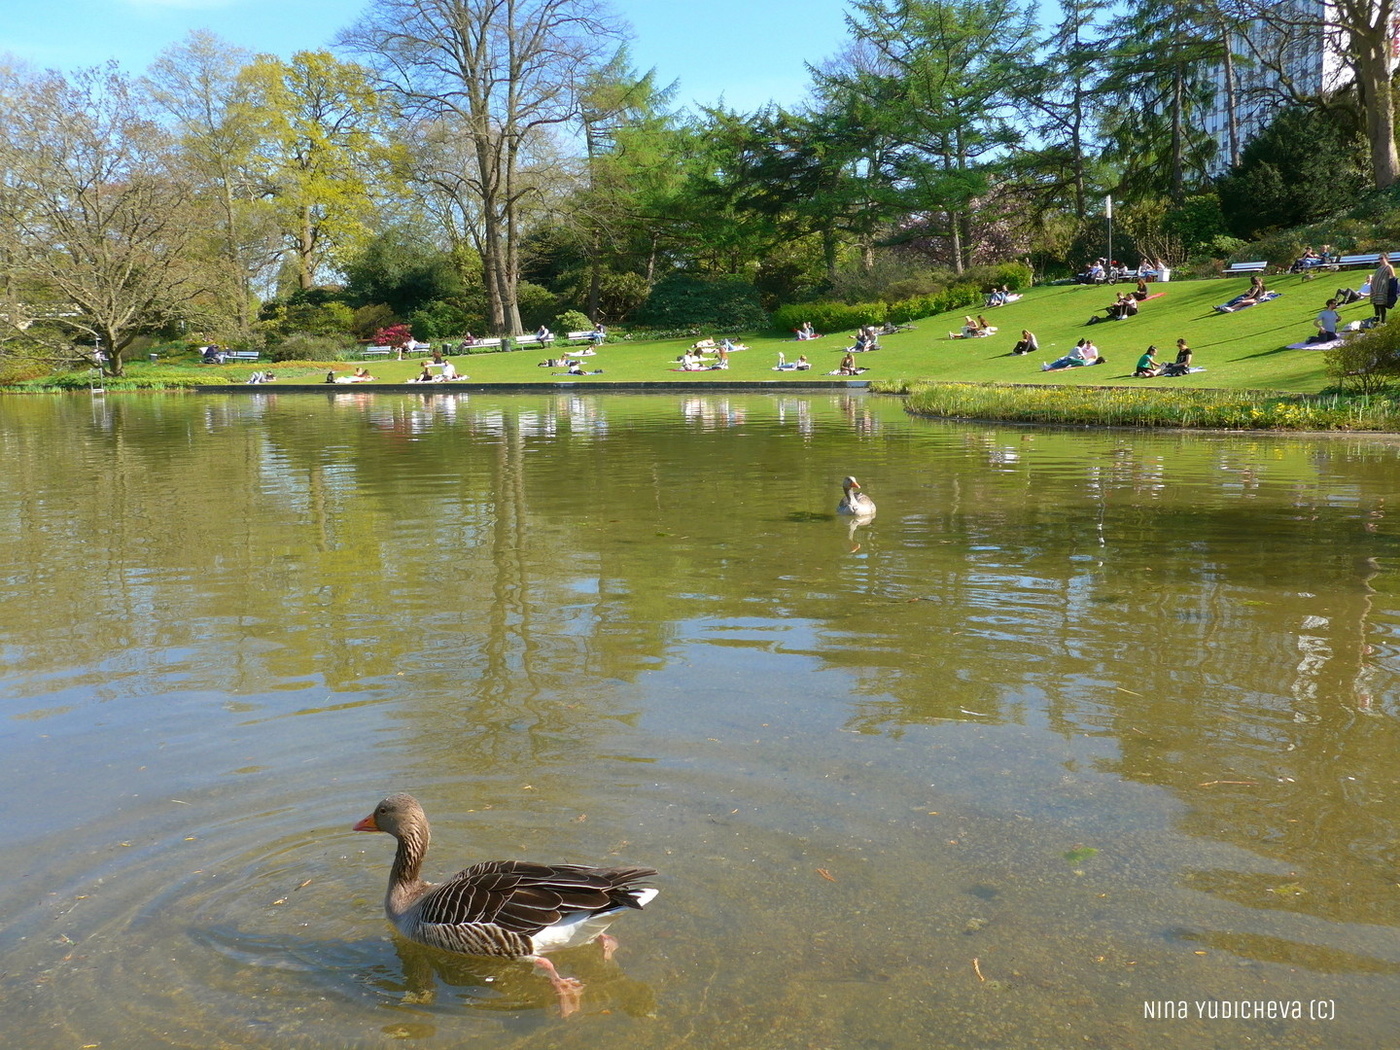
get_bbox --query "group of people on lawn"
[1134,340,1194,377]
[1304,252,1397,344]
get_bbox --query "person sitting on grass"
[1133,277,1150,301]
[1134,345,1161,377]
[838,352,859,375]
[1310,300,1343,344]
[1011,329,1038,355]
[1091,292,1138,324]
[1159,340,1194,376]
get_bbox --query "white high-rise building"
[1201,4,1362,172]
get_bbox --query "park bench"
[566,330,604,344]
[1223,261,1267,275]
[1334,252,1397,269]
[224,350,261,362]
[461,337,505,351]
[513,333,554,349]
[360,345,393,358]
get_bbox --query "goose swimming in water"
[354,793,658,1017]
[837,476,876,517]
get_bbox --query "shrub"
[409,299,470,340]
[516,281,560,331]
[259,293,355,338]
[373,323,414,348]
[352,303,398,340]
[268,333,357,362]
[632,276,769,330]
[596,271,650,321]
[770,301,887,335]
[555,309,594,334]
[1325,324,1400,394]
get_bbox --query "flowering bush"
[373,323,414,348]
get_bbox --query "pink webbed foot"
[530,954,585,1018]
[599,932,619,962]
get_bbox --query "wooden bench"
[513,333,554,349]
[224,350,261,362]
[566,329,605,344]
[360,345,393,358]
[1223,261,1267,275]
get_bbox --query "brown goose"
[353,793,658,1017]
[837,475,876,517]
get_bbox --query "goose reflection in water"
[388,935,658,1017]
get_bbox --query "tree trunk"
[298,204,315,291]
[1355,29,1400,189]
[1169,63,1184,203]
[1221,38,1240,169]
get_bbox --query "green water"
[0,390,1397,1048]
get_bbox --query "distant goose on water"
[837,476,876,517]
[354,793,658,1017]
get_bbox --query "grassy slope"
[151,273,1354,393]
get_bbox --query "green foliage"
[555,309,595,334]
[632,276,769,330]
[774,265,1020,331]
[595,271,652,321]
[409,300,470,340]
[893,382,1397,430]
[515,281,561,331]
[1217,107,1368,239]
[259,293,355,338]
[1205,235,1247,259]
[771,301,888,334]
[268,332,356,362]
[1325,324,1400,394]
[1164,195,1228,257]
[352,303,398,340]
[886,284,985,323]
[341,227,465,315]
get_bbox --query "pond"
[1,389,1398,1049]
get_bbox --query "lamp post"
[1105,195,1113,279]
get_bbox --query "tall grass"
[878,381,1400,431]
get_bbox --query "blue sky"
[0,0,853,114]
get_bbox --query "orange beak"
[352,814,378,832]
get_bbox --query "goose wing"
[418,861,658,936]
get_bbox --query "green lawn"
[159,273,1359,393]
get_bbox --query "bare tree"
[0,64,205,376]
[145,31,280,337]
[341,0,624,334]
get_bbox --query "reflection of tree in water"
[6,398,1400,939]
[818,439,1400,941]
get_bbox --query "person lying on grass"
[1216,275,1269,312]
[1042,339,1103,371]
